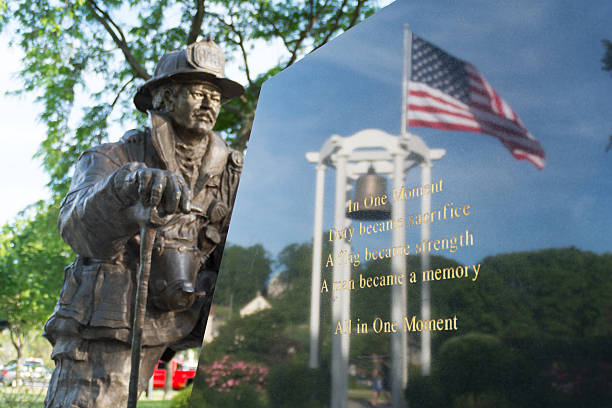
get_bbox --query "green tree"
[203,308,296,365]
[276,242,314,288]
[273,240,330,322]
[601,38,612,154]
[214,243,273,309]
[0,201,73,378]
[440,248,612,340]
[0,0,379,196]
[435,333,512,399]
[407,248,612,407]
[602,39,612,75]
[348,254,460,358]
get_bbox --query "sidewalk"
[348,398,392,408]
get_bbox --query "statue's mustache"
[193,110,214,122]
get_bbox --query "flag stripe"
[409,89,468,111]
[409,108,481,129]
[469,86,489,98]
[410,83,538,145]
[501,99,514,120]
[409,119,482,134]
[409,102,543,153]
[512,150,545,169]
[409,95,470,117]
[409,111,543,155]
[408,101,535,147]
[409,104,477,122]
[408,108,530,144]
[470,92,494,107]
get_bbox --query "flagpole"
[409,28,432,378]
[401,24,412,137]
[391,23,413,408]
[402,25,434,377]
[402,26,412,386]
[402,29,413,378]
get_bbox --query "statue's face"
[169,82,222,136]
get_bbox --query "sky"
[0,41,49,221]
[0,0,611,267]
[225,0,612,266]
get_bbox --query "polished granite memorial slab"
[190,1,612,407]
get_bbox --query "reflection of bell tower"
[346,166,392,221]
[307,129,444,408]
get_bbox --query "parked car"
[152,359,196,390]
[0,358,52,387]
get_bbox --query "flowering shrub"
[196,356,268,408]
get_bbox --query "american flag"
[408,34,545,169]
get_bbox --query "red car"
[152,359,197,390]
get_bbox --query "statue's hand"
[112,162,192,216]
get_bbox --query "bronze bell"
[346,166,392,221]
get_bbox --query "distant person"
[371,368,384,406]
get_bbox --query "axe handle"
[127,224,157,408]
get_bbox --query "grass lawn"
[137,400,173,408]
[348,387,391,405]
[138,389,180,407]
[0,386,45,407]
[0,386,177,407]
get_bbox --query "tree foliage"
[214,243,273,309]
[272,240,331,322]
[0,201,73,363]
[602,39,612,152]
[0,0,379,196]
[200,241,612,406]
[602,39,612,75]
[432,247,612,341]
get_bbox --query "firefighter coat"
[44,112,242,356]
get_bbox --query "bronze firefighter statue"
[43,39,244,407]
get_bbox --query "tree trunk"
[15,347,22,386]
[9,328,23,386]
